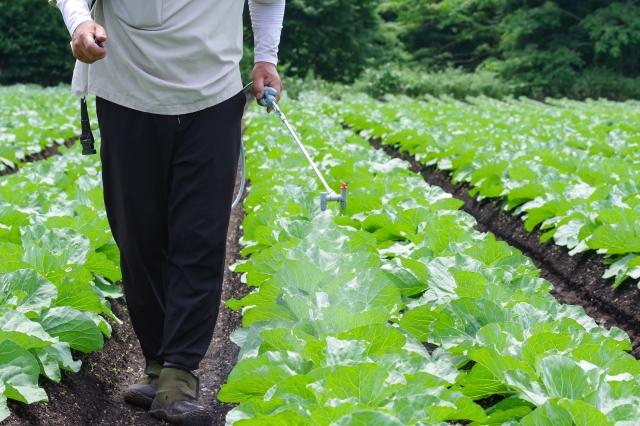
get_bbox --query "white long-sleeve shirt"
[50,0,284,114]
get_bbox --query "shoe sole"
[150,408,213,426]
[123,390,154,409]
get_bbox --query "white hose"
[231,141,246,209]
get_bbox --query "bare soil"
[370,139,640,358]
[0,138,77,177]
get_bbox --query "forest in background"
[2,0,640,99]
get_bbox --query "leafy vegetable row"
[0,142,122,420]
[333,93,640,288]
[219,92,640,425]
[0,85,80,172]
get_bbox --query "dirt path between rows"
[0,138,77,178]
[370,139,640,358]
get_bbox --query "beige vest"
[65,0,245,114]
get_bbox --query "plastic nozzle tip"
[341,182,347,190]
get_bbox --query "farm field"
[335,94,640,289]
[1,86,639,425]
[0,86,80,174]
[220,93,640,425]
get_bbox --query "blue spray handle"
[258,86,278,108]
[240,82,278,108]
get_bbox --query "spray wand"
[233,82,347,212]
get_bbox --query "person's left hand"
[252,62,282,113]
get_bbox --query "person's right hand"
[72,21,107,64]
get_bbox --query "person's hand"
[72,21,107,64]
[252,62,282,113]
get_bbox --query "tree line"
[2,0,639,99]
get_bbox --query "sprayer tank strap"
[79,97,97,155]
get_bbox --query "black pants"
[97,92,245,370]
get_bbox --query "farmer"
[50,0,284,423]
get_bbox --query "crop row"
[0,85,80,172]
[0,142,121,420]
[219,93,640,425]
[333,94,640,288]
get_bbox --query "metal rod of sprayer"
[242,81,335,195]
[270,103,334,194]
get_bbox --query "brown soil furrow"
[0,138,78,177]
[370,139,640,358]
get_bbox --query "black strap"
[77,1,98,156]
[79,97,97,155]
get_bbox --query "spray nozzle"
[321,183,347,211]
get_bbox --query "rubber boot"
[124,359,162,409]
[149,366,212,426]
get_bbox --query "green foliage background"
[0,0,75,86]
[380,0,640,98]
[3,0,640,99]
